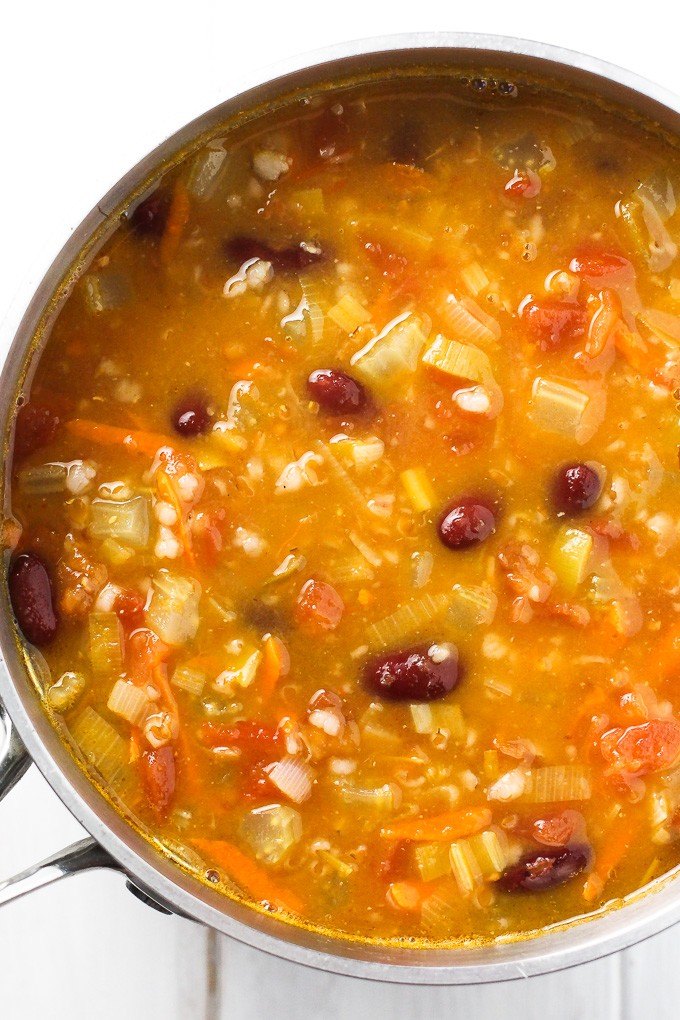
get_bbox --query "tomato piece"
[504,168,541,198]
[240,761,278,802]
[126,629,170,687]
[140,746,176,820]
[377,840,413,882]
[199,720,280,752]
[600,719,680,776]
[295,579,344,630]
[532,810,584,847]
[521,299,587,350]
[361,240,409,279]
[112,587,146,629]
[569,250,632,277]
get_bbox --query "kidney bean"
[128,190,171,236]
[140,746,176,821]
[224,235,325,271]
[171,393,212,436]
[307,369,366,413]
[364,643,459,701]
[13,403,60,461]
[438,499,496,550]
[8,552,58,646]
[499,844,591,892]
[552,462,602,514]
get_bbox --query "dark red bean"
[438,499,496,550]
[128,190,171,236]
[13,403,60,461]
[499,845,591,893]
[171,393,212,437]
[364,643,459,701]
[224,235,325,272]
[307,369,366,414]
[8,552,58,647]
[552,463,602,514]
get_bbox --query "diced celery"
[350,313,430,394]
[448,584,498,629]
[18,463,67,495]
[449,840,484,894]
[410,703,434,734]
[82,271,130,314]
[530,376,606,445]
[460,262,490,298]
[240,803,303,864]
[292,188,325,216]
[89,612,123,676]
[337,782,398,814]
[316,848,356,879]
[409,702,465,739]
[400,468,436,513]
[450,828,511,893]
[146,571,201,646]
[100,538,135,566]
[46,670,87,712]
[415,842,451,881]
[483,749,499,777]
[366,593,450,647]
[315,441,369,515]
[328,293,372,333]
[638,308,680,348]
[420,889,459,929]
[70,706,128,784]
[526,765,591,802]
[89,496,150,549]
[171,664,207,696]
[187,144,228,200]
[550,526,593,593]
[422,334,492,382]
[107,679,150,727]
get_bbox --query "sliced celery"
[530,376,606,445]
[337,781,398,814]
[415,842,451,881]
[240,803,303,864]
[82,271,130,314]
[422,334,492,382]
[450,828,511,893]
[171,664,207,696]
[350,313,430,394]
[448,584,498,629]
[46,670,87,712]
[89,612,123,676]
[526,765,591,802]
[89,496,150,549]
[146,571,201,646]
[328,293,372,333]
[366,593,450,647]
[400,468,436,513]
[550,526,593,593]
[107,679,150,727]
[187,145,228,201]
[18,463,67,495]
[70,706,128,784]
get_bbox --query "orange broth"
[6,73,680,943]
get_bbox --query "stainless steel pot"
[2,32,680,985]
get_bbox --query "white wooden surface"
[1,3,679,1017]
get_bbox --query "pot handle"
[0,694,31,804]
[0,836,121,907]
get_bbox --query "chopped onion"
[107,679,151,728]
[350,312,430,393]
[265,756,314,803]
[146,571,201,646]
[240,803,303,863]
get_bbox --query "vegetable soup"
[6,70,680,944]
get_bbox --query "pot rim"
[2,31,680,984]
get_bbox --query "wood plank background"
[1,3,679,1017]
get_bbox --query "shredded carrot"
[258,635,282,702]
[583,813,643,902]
[614,323,665,377]
[160,182,191,265]
[380,806,492,842]
[157,469,196,568]
[65,418,174,458]
[191,839,304,914]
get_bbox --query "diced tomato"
[361,240,409,279]
[189,506,227,565]
[140,746,176,820]
[377,839,413,882]
[295,579,344,631]
[532,810,584,847]
[504,168,541,198]
[240,761,278,802]
[520,298,587,351]
[569,250,632,278]
[600,718,680,776]
[126,629,170,687]
[112,588,146,629]
[199,720,281,752]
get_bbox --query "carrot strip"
[258,635,282,702]
[380,806,492,842]
[387,880,428,911]
[191,839,304,914]
[157,469,196,568]
[583,813,643,902]
[160,182,191,265]
[65,418,174,457]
